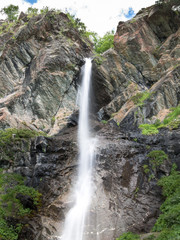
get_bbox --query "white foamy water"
[61,58,96,240]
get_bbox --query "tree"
[0,5,19,22]
[92,30,114,54]
[26,7,38,17]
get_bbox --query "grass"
[139,105,180,135]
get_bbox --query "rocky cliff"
[0,3,179,240]
[0,11,92,135]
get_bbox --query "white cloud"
[0,0,156,36]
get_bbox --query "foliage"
[26,7,38,18]
[131,91,152,106]
[91,30,114,54]
[0,5,19,22]
[139,124,159,135]
[116,232,140,240]
[152,164,180,240]
[0,128,46,164]
[0,21,16,35]
[93,53,106,65]
[40,7,50,15]
[139,105,180,135]
[101,120,108,124]
[0,170,41,240]
[66,12,87,34]
[143,164,150,174]
[147,150,168,170]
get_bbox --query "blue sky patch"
[124,7,135,19]
[25,0,37,4]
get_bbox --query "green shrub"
[26,7,38,18]
[139,124,159,135]
[153,164,180,240]
[66,12,86,34]
[139,105,180,135]
[147,150,168,170]
[116,232,140,240]
[101,120,108,124]
[143,164,150,174]
[0,170,41,240]
[91,30,114,54]
[0,5,19,22]
[131,91,152,106]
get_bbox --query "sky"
[0,0,157,36]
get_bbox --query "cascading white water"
[61,58,96,240]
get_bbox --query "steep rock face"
[7,123,180,240]
[0,11,92,134]
[0,4,180,240]
[92,5,180,126]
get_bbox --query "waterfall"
[61,58,96,240]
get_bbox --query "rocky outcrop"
[0,3,180,240]
[0,11,92,134]
[5,122,179,240]
[92,4,180,126]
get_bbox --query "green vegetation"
[91,30,114,54]
[0,21,17,35]
[131,91,152,106]
[139,105,180,135]
[0,5,19,22]
[116,232,140,240]
[0,128,46,165]
[26,7,38,18]
[143,164,150,174]
[101,120,108,124]
[143,150,168,181]
[147,150,168,170]
[66,12,87,34]
[0,170,41,240]
[51,116,56,126]
[152,164,180,240]
[139,124,159,135]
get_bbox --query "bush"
[147,150,168,170]
[0,5,19,22]
[92,30,114,54]
[139,105,180,135]
[139,124,159,135]
[66,12,86,34]
[153,164,180,240]
[116,232,140,240]
[0,170,41,240]
[131,91,152,106]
